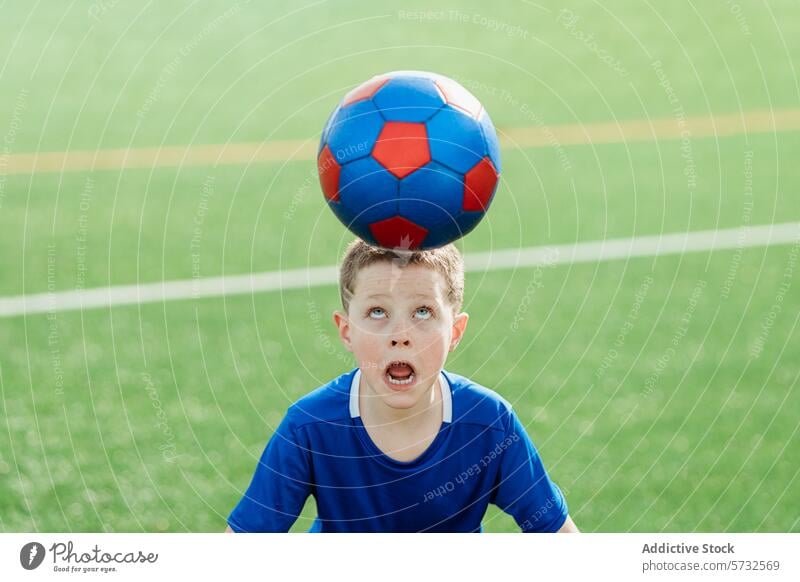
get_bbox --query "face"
[333,262,468,412]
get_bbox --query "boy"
[227,240,578,533]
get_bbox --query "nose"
[388,320,412,347]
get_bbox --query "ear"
[449,312,469,352]
[333,310,353,352]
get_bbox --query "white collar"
[348,368,452,423]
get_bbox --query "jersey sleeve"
[227,409,312,532]
[490,409,569,532]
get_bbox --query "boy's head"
[333,239,469,412]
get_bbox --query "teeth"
[387,372,415,385]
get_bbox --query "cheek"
[418,326,451,353]
[359,324,387,342]
[350,318,381,337]
[350,327,384,354]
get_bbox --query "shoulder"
[442,370,514,434]
[282,369,356,431]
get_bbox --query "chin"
[380,392,421,410]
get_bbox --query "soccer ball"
[317,71,501,250]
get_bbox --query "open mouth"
[384,360,416,386]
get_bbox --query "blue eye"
[415,307,433,320]
[368,307,386,319]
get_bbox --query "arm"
[226,412,312,533]
[557,515,580,533]
[491,409,572,533]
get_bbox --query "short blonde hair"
[338,239,464,315]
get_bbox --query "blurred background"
[0,0,798,532]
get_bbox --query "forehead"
[352,262,447,302]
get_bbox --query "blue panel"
[326,100,384,165]
[329,199,380,246]
[328,196,380,245]
[372,75,446,123]
[420,217,465,249]
[426,105,486,174]
[318,104,340,155]
[420,209,485,248]
[427,208,489,248]
[397,162,464,231]
[338,156,399,228]
[478,109,501,173]
[455,210,486,239]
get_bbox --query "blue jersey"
[228,368,568,533]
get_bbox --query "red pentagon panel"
[318,145,341,202]
[369,216,429,250]
[434,77,483,119]
[342,75,391,106]
[372,122,431,179]
[463,156,499,211]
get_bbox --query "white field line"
[1,222,798,319]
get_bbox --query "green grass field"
[1,0,798,532]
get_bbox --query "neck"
[360,376,442,429]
